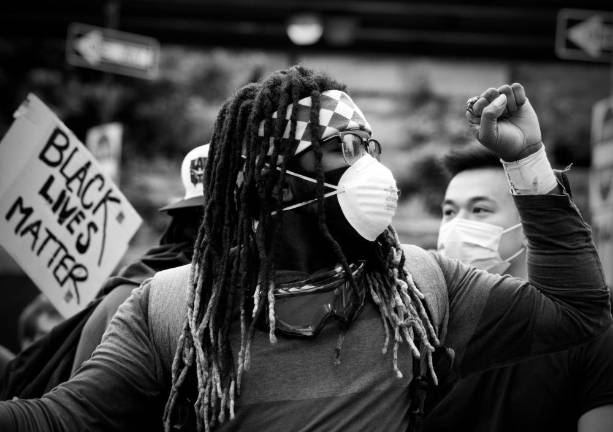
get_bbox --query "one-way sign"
[556,9,613,62]
[66,23,160,79]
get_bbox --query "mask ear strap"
[501,222,522,234]
[273,189,341,215]
[241,154,339,190]
[503,246,525,263]
[284,168,338,190]
[272,166,342,214]
[500,222,526,263]
[242,154,341,215]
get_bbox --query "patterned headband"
[257,89,372,157]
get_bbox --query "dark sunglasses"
[321,130,381,166]
[272,261,366,338]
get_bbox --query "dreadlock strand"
[392,327,403,379]
[401,325,421,358]
[229,380,237,419]
[267,281,278,343]
[383,228,439,348]
[264,70,309,345]
[306,87,357,295]
[427,349,439,386]
[368,273,394,354]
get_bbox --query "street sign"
[66,23,160,79]
[86,122,123,185]
[556,9,613,62]
[590,96,613,287]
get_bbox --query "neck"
[272,209,376,273]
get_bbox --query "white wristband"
[501,145,558,195]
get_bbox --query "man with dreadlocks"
[0,67,610,432]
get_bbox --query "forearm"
[0,399,54,431]
[507,148,610,339]
[0,387,101,432]
[516,186,611,337]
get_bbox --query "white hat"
[160,144,209,212]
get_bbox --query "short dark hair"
[442,144,501,178]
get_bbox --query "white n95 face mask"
[280,154,399,241]
[437,218,524,273]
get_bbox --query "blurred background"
[0,0,611,352]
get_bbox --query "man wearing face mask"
[0,68,610,432]
[425,144,613,432]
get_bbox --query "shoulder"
[148,264,191,317]
[151,264,192,291]
[146,264,192,367]
[400,244,446,290]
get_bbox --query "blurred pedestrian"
[0,67,610,432]
[424,143,613,432]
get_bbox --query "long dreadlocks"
[163,66,440,432]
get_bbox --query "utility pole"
[99,0,120,124]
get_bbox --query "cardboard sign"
[86,122,122,185]
[0,94,141,318]
[590,96,613,287]
[592,210,613,285]
[591,96,613,169]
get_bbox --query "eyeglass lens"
[341,133,381,164]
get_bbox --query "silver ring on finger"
[465,96,479,116]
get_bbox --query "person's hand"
[466,83,542,161]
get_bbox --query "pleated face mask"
[437,218,524,273]
[280,154,399,241]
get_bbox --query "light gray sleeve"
[0,280,167,432]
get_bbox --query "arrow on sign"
[75,30,103,65]
[568,15,613,58]
[67,23,160,79]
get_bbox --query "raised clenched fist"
[466,83,543,161]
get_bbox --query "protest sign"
[0,94,141,318]
[86,122,122,185]
[590,96,613,286]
